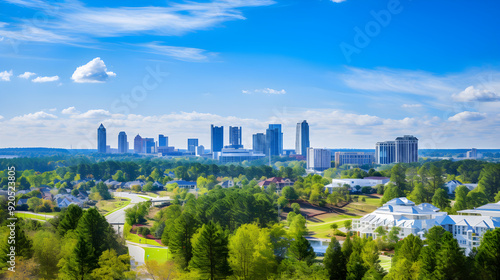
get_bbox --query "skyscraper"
[266,127,280,156]
[295,120,310,156]
[229,126,242,148]
[158,134,168,147]
[97,124,106,153]
[211,125,224,153]
[375,141,396,164]
[307,148,331,171]
[118,131,128,153]
[143,138,155,154]
[268,124,283,155]
[188,138,199,153]
[375,135,418,164]
[134,134,143,154]
[395,135,418,163]
[252,133,266,155]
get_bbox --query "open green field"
[379,255,392,272]
[15,213,51,221]
[138,195,152,200]
[126,232,164,246]
[307,215,362,239]
[144,247,171,263]
[97,197,131,216]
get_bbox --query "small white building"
[445,180,479,194]
[325,177,390,193]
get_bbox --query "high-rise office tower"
[295,120,310,156]
[158,134,168,147]
[268,124,283,155]
[252,133,266,154]
[118,131,128,153]
[395,135,418,163]
[97,124,107,153]
[134,134,143,154]
[375,141,396,164]
[143,138,155,154]
[188,138,199,153]
[229,126,243,148]
[211,125,224,153]
[266,127,280,156]
[307,148,332,171]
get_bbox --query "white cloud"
[0,115,3,120]
[448,111,486,122]
[71,57,116,83]
[0,70,13,81]
[61,106,79,115]
[1,0,275,45]
[32,75,59,83]
[18,72,36,79]
[331,0,347,3]
[246,88,287,95]
[71,109,112,119]
[452,86,500,102]
[402,104,422,108]
[141,42,213,62]
[11,111,57,122]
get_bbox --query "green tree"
[346,251,367,280]
[475,228,500,280]
[288,234,316,265]
[169,212,197,269]
[381,183,402,204]
[408,183,427,204]
[477,164,500,200]
[58,204,83,236]
[228,223,260,279]
[91,249,133,280]
[433,232,466,280]
[62,234,95,280]
[467,190,489,209]
[189,222,230,280]
[27,197,42,212]
[390,164,406,189]
[282,186,299,200]
[453,185,470,211]
[431,188,450,210]
[33,231,61,279]
[344,220,353,232]
[112,170,126,182]
[291,202,301,214]
[323,237,346,280]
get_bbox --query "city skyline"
[1,1,500,149]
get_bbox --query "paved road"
[106,192,148,267]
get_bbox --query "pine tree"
[433,232,466,280]
[289,234,316,265]
[62,234,95,280]
[346,251,367,280]
[475,228,500,280]
[189,222,230,280]
[169,212,197,269]
[323,237,346,280]
[58,204,83,236]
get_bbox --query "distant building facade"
[188,138,199,153]
[266,127,280,156]
[211,125,224,153]
[97,124,106,153]
[143,138,155,154]
[268,124,283,155]
[134,134,143,153]
[218,148,265,164]
[295,120,310,156]
[118,131,128,153]
[307,148,331,171]
[335,152,375,167]
[395,135,419,163]
[252,133,266,155]
[158,134,168,147]
[228,126,243,148]
[375,141,396,164]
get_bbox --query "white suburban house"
[445,180,479,194]
[325,177,390,193]
[353,197,500,254]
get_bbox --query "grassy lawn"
[126,232,164,246]
[144,247,171,263]
[138,195,152,201]
[307,216,361,239]
[379,255,392,272]
[15,213,50,221]
[96,197,131,216]
[145,192,159,198]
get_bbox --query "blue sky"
[1,0,500,149]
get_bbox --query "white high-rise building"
[307,148,331,171]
